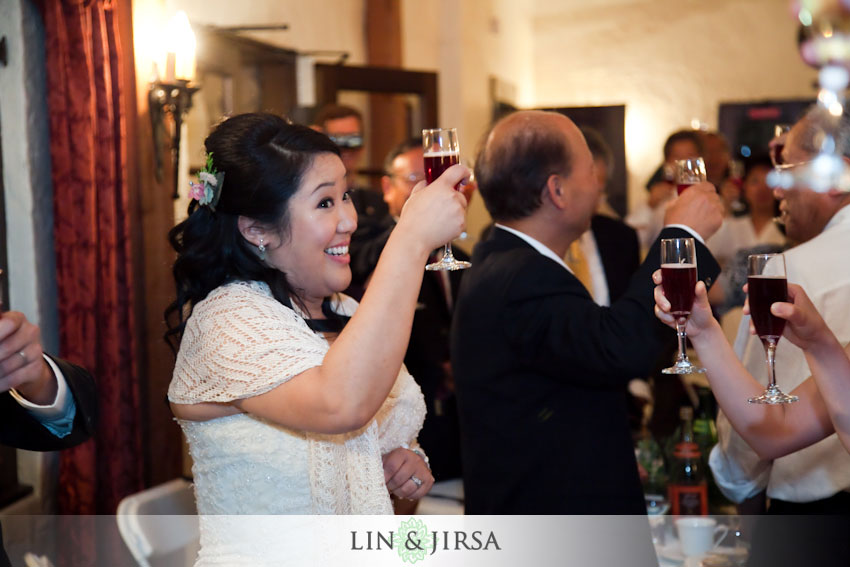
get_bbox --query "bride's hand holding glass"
[394,163,470,260]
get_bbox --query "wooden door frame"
[314,63,438,128]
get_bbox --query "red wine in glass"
[422,128,470,271]
[747,253,797,404]
[662,263,697,316]
[676,183,693,196]
[747,275,788,341]
[661,238,704,375]
[424,152,459,184]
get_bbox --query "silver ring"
[17,351,26,364]
[410,475,423,487]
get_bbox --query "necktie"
[565,239,594,295]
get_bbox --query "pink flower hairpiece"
[189,152,224,211]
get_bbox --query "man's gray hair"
[797,106,850,158]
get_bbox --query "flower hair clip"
[189,152,224,211]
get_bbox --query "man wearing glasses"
[710,108,850,566]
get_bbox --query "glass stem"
[442,242,455,262]
[676,318,689,362]
[764,340,778,389]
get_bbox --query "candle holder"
[149,79,200,199]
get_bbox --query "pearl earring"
[258,238,266,261]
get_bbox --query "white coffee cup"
[676,517,729,557]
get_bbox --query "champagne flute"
[747,253,798,404]
[661,238,704,374]
[675,157,707,195]
[423,128,471,271]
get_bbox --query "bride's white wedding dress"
[168,281,425,565]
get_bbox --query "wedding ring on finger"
[410,475,423,488]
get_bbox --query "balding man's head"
[475,111,580,222]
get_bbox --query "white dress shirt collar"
[494,224,571,272]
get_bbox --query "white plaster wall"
[0,0,59,514]
[530,0,817,212]
[401,0,536,247]
[161,0,366,64]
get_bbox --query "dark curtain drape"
[38,0,142,525]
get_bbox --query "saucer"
[657,541,747,566]
[657,543,685,565]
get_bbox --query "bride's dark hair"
[164,113,341,351]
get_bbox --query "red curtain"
[39,0,143,523]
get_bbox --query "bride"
[164,113,468,563]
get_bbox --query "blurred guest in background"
[573,127,641,307]
[707,156,787,315]
[451,110,722,514]
[706,156,785,270]
[699,131,732,191]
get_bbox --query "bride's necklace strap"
[305,316,350,334]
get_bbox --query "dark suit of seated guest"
[450,110,723,517]
[0,310,97,567]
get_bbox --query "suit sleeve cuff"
[9,355,76,438]
[664,224,706,245]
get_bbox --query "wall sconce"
[149,11,199,199]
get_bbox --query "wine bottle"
[668,406,708,516]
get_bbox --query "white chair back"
[116,478,199,567]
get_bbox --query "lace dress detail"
[167,281,425,561]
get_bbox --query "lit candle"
[165,52,176,83]
[166,11,196,82]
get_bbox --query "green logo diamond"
[394,517,432,564]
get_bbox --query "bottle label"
[669,483,708,516]
[673,441,701,459]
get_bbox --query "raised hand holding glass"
[422,128,471,271]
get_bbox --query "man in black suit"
[348,138,466,483]
[0,310,97,566]
[451,110,723,515]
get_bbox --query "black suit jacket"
[451,226,719,514]
[591,214,641,303]
[0,356,97,451]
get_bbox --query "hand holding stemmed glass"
[422,128,471,271]
[660,237,705,374]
